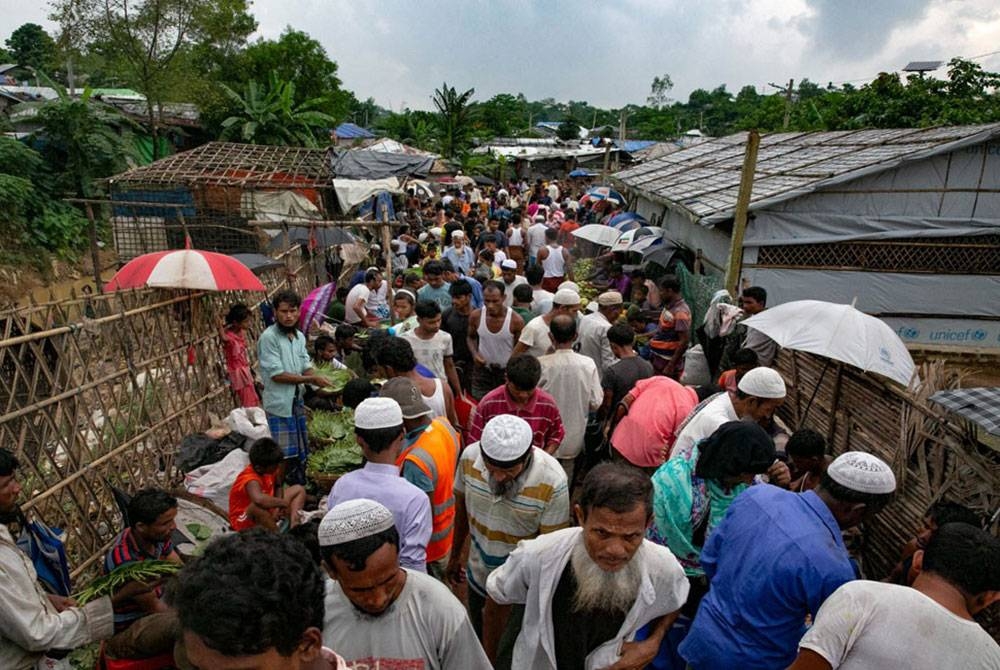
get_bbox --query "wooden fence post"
[724,129,760,296]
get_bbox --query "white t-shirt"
[344,283,371,324]
[799,580,1000,670]
[402,330,454,380]
[518,315,553,359]
[531,288,555,315]
[669,392,737,459]
[501,275,528,308]
[527,223,548,256]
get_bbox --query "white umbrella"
[572,224,621,247]
[741,299,915,386]
[611,226,665,253]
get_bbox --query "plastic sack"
[184,447,250,513]
[681,344,711,387]
[224,407,270,440]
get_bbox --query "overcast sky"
[4,0,1000,111]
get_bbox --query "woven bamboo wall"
[776,349,1000,635]
[0,251,317,584]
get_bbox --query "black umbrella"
[231,253,286,274]
[268,226,356,251]
[472,174,496,186]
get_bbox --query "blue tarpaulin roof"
[335,123,375,139]
[621,140,656,153]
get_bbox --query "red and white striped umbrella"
[105,249,266,292]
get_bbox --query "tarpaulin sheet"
[332,177,402,212]
[329,148,435,179]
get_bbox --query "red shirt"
[229,465,276,530]
[467,386,565,451]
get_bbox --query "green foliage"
[432,82,476,158]
[220,74,337,147]
[647,73,674,109]
[556,117,581,141]
[5,23,57,72]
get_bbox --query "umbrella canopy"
[629,228,667,252]
[569,168,596,177]
[231,253,285,274]
[742,300,915,386]
[472,174,496,186]
[641,244,680,268]
[572,224,621,247]
[611,226,656,252]
[301,282,336,330]
[607,211,647,228]
[105,249,265,292]
[269,226,355,251]
[929,388,1000,436]
[584,186,626,205]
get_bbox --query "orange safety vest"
[396,418,460,563]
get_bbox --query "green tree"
[220,75,337,147]
[556,117,581,141]
[647,73,674,109]
[432,82,476,158]
[238,28,352,122]
[5,23,57,72]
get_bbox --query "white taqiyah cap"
[553,289,581,306]
[319,499,395,547]
[827,451,896,494]
[354,397,403,430]
[452,230,465,239]
[557,281,580,293]
[501,259,517,270]
[480,415,533,462]
[737,367,787,399]
[597,291,623,306]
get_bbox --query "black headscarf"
[695,420,776,481]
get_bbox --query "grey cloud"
[797,0,933,60]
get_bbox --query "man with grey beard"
[448,414,570,669]
[487,462,689,670]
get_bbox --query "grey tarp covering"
[328,148,435,180]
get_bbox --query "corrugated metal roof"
[334,122,375,139]
[613,124,1000,224]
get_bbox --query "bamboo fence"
[776,349,1000,635]
[0,250,318,584]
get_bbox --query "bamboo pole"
[84,203,104,295]
[724,130,760,296]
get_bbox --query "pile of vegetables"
[307,409,363,475]
[73,560,181,605]
[573,258,600,305]
[312,365,353,395]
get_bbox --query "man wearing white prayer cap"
[680,451,896,668]
[512,288,582,360]
[669,366,790,474]
[326,398,432,572]
[319,499,491,669]
[448,415,570,669]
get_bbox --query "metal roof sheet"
[613,124,1000,224]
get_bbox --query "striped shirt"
[104,528,173,632]
[467,385,565,452]
[454,443,570,595]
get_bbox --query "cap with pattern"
[737,367,787,399]
[553,288,581,306]
[827,451,896,495]
[354,397,404,430]
[318,499,395,547]
[480,414,533,462]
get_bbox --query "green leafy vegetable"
[73,560,181,605]
[185,522,212,542]
[313,365,353,395]
[307,409,363,475]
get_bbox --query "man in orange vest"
[381,377,461,581]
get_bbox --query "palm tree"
[432,82,475,158]
[220,75,337,147]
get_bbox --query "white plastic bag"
[224,407,270,440]
[184,447,250,513]
[681,344,711,387]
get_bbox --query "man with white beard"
[487,462,689,670]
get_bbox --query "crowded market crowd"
[1,178,999,670]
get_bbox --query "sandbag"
[184,447,251,513]
[224,407,270,440]
[681,344,711,387]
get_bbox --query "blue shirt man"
[442,234,476,276]
[679,485,861,669]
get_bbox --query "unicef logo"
[973,330,987,341]
[903,328,919,339]
[879,347,892,364]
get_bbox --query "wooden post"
[826,362,845,448]
[84,202,104,294]
[602,140,612,182]
[380,204,393,324]
[724,129,760,296]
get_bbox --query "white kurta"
[0,525,114,670]
[487,527,689,670]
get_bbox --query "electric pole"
[769,79,795,130]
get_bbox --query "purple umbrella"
[300,282,335,330]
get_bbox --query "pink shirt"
[610,376,698,468]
